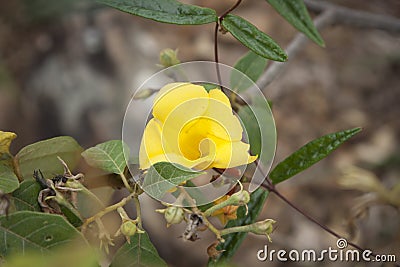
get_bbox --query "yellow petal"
[210,138,257,169]
[139,118,213,169]
[153,83,208,123]
[205,90,242,141]
[139,119,164,169]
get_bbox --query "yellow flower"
[139,82,257,170]
[211,195,239,225]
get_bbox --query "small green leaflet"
[270,128,362,184]
[15,136,83,180]
[0,211,87,257]
[82,140,129,175]
[98,0,217,25]
[0,162,19,193]
[11,180,41,212]
[142,162,203,200]
[221,14,287,62]
[111,231,167,267]
[208,188,269,265]
[231,51,268,93]
[266,0,325,46]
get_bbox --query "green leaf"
[201,83,220,92]
[98,0,217,25]
[82,140,129,175]
[208,188,269,265]
[11,180,41,211]
[238,100,275,167]
[266,0,324,46]
[0,211,87,257]
[111,231,167,267]
[4,245,99,267]
[0,131,19,193]
[0,163,19,193]
[142,162,203,200]
[221,14,287,62]
[231,51,268,93]
[270,128,362,184]
[57,197,83,228]
[15,136,83,180]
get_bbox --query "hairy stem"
[81,192,135,232]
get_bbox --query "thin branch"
[304,0,400,33]
[214,22,222,88]
[215,0,242,91]
[257,10,335,94]
[258,0,400,94]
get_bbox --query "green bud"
[133,88,157,100]
[231,190,250,205]
[164,206,185,227]
[159,48,180,67]
[120,220,137,237]
[250,219,276,242]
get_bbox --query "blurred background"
[0,0,399,266]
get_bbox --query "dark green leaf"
[266,0,324,46]
[208,188,269,265]
[0,211,87,257]
[238,100,275,167]
[15,136,83,180]
[231,51,268,93]
[82,140,129,175]
[201,83,220,92]
[0,162,19,193]
[11,180,41,211]
[111,231,167,267]
[221,14,287,61]
[270,128,362,184]
[98,0,217,25]
[142,162,203,200]
[58,199,83,228]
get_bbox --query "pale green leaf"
[0,163,19,193]
[111,231,167,267]
[142,162,203,200]
[231,51,268,93]
[11,180,41,211]
[82,140,129,175]
[0,211,87,257]
[15,136,83,180]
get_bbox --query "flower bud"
[164,206,185,227]
[120,220,137,238]
[133,88,157,100]
[231,190,250,205]
[159,48,180,67]
[250,219,276,242]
